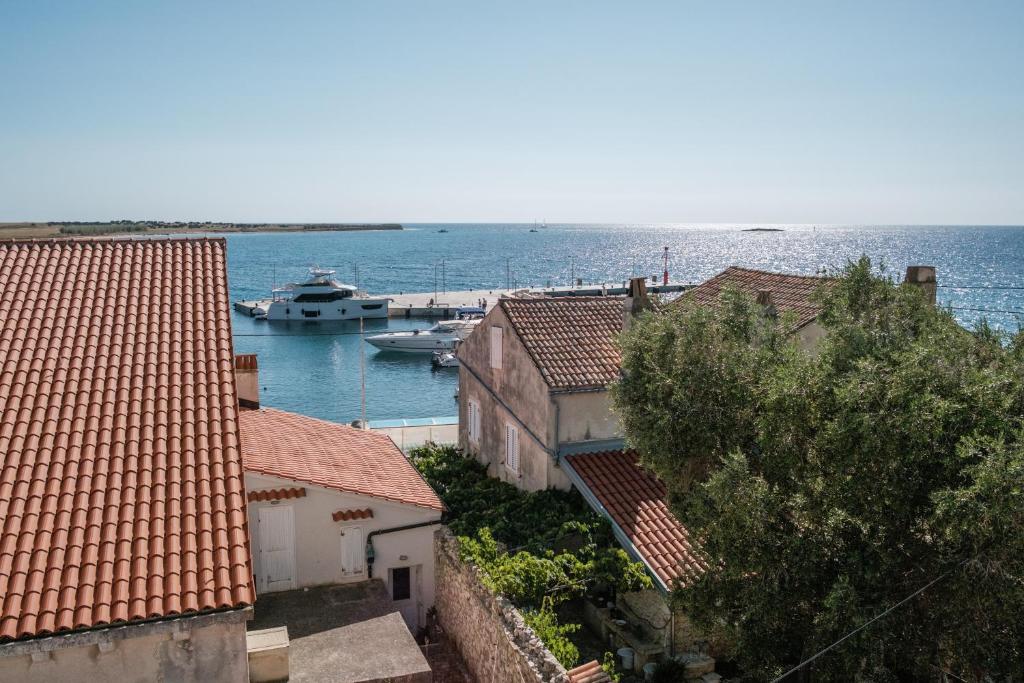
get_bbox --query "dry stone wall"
[434,528,568,683]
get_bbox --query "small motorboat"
[366,318,480,353]
[431,349,460,368]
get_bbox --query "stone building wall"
[434,528,567,683]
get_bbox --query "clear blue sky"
[1,1,1021,224]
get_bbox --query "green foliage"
[612,257,1024,681]
[411,443,651,602]
[523,597,581,668]
[600,651,621,682]
[411,444,652,655]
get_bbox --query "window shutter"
[505,424,519,473]
[490,326,503,370]
[468,400,481,443]
[473,402,481,442]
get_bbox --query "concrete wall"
[458,304,561,492]
[0,609,249,683]
[434,528,568,683]
[245,474,441,627]
[374,423,458,451]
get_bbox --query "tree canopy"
[611,258,1024,681]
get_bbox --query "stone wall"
[434,528,568,683]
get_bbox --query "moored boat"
[260,267,389,321]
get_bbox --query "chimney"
[623,277,652,331]
[235,354,260,409]
[756,289,777,318]
[904,266,937,305]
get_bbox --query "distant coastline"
[0,221,403,239]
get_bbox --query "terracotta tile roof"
[0,237,254,642]
[248,487,306,503]
[567,659,612,683]
[239,408,444,511]
[681,266,830,330]
[564,450,707,588]
[500,297,624,391]
[332,508,373,522]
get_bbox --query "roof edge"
[561,456,669,594]
[0,236,229,247]
[244,468,445,512]
[0,605,252,651]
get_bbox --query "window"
[301,309,321,318]
[505,423,520,474]
[391,567,411,601]
[468,399,481,444]
[490,326,503,369]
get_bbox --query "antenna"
[359,316,367,430]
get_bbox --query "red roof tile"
[332,508,373,522]
[248,487,306,503]
[500,297,624,391]
[239,408,444,511]
[680,266,830,330]
[0,238,254,642]
[564,450,706,588]
[567,659,612,683]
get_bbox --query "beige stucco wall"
[457,305,563,491]
[0,611,249,683]
[245,474,441,627]
[553,390,620,444]
[795,320,826,352]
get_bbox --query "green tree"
[611,258,1024,681]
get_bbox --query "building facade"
[238,407,444,632]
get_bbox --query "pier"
[233,281,694,318]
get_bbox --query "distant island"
[741,227,785,232]
[0,221,403,239]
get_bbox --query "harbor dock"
[233,281,693,318]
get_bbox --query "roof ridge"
[501,295,625,304]
[724,265,830,280]
[254,406,392,442]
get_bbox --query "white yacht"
[365,317,481,353]
[255,267,389,321]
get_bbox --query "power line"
[949,306,1024,316]
[939,284,1024,290]
[771,559,969,682]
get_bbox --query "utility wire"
[939,284,1024,290]
[770,559,969,683]
[949,306,1024,315]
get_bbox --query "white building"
[237,407,444,632]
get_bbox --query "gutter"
[365,520,443,578]
[560,458,669,594]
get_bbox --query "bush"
[411,444,653,654]
[522,597,580,669]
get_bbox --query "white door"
[389,565,421,631]
[258,506,296,593]
[340,526,365,578]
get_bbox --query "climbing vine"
[411,444,652,668]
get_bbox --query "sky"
[0,1,1021,224]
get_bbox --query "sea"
[220,224,1024,425]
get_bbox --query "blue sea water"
[223,224,1024,424]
